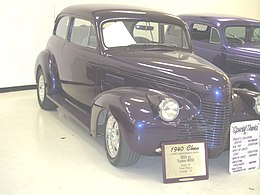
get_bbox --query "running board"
[49,94,91,132]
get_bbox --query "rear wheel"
[105,112,140,166]
[36,68,57,110]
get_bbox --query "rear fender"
[35,49,60,95]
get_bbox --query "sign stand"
[161,141,208,183]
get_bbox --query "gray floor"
[0,90,259,195]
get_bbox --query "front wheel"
[36,68,57,110]
[105,113,140,166]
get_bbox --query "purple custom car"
[35,5,260,167]
[179,14,260,91]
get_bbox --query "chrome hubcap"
[38,74,45,103]
[106,115,120,158]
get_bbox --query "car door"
[49,15,70,69]
[60,17,100,106]
[189,23,225,69]
[223,26,260,74]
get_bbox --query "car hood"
[230,44,260,58]
[106,49,231,102]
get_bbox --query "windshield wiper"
[227,33,245,44]
[142,44,177,51]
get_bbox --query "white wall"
[0,1,54,88]
[1,0,260,88]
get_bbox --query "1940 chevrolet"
[179,14,260,92]
[35,5,260,166]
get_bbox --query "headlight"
[159,98,179,121]
[254,95,260,115]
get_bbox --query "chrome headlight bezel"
[254,95,260,115]
[158,98,180,122]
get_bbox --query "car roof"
[179,14,260,26]
[62,4,155,15]
[60,4,183,25]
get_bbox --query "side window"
[191,23,220,44]
[55,16,69,39]
[70,18,97,48]
[191,23,210,42]
[210,27,220,44]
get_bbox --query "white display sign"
[161,141,208,183]
[229,120,260,174]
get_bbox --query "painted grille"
[177,100,231,154]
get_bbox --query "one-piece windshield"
[101,20,191,51]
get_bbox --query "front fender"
[230,73,260,92]
[232,88,260,122]
[90,87,201,155]
[35,49,60,95]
